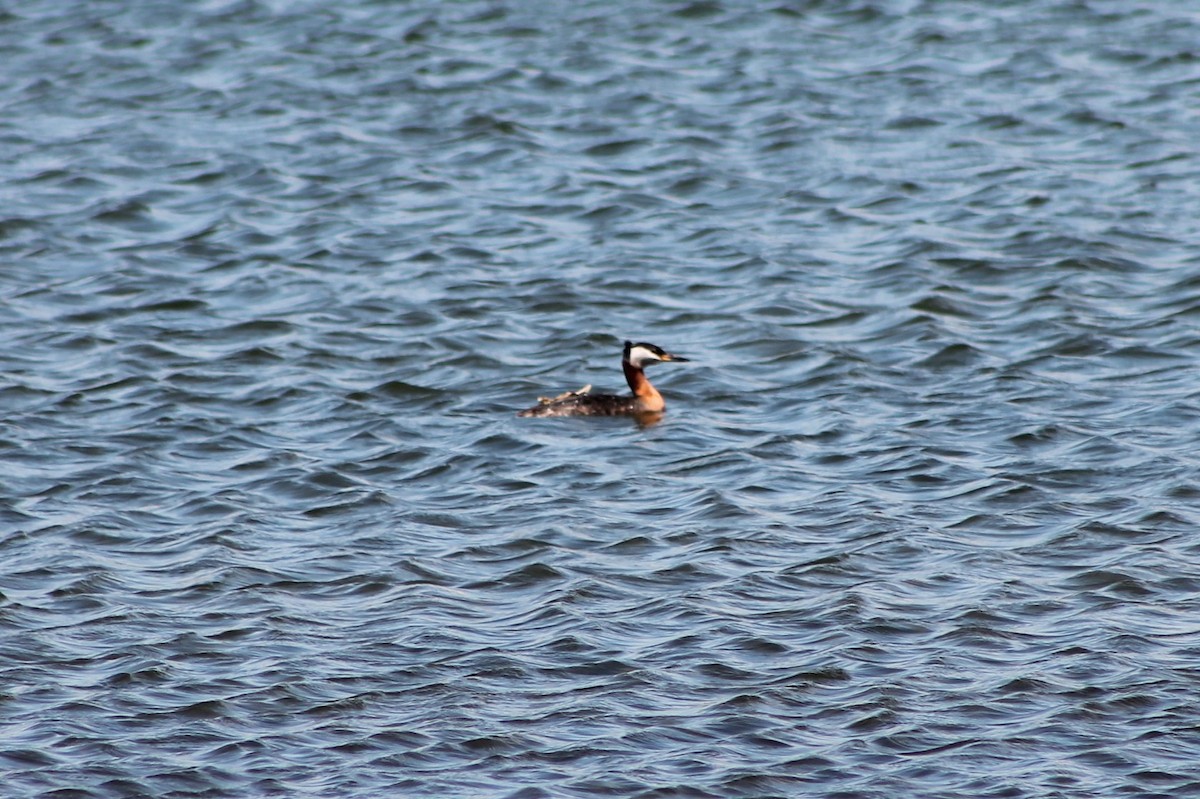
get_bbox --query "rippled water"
[4,1,1200,797]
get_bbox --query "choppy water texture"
[4,1,1200,797]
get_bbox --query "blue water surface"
[3,1,1200,797]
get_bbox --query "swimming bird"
[517,340,690,418]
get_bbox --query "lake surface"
[3,1,1200,797]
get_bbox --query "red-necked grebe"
[517,340,690,418]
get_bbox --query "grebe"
[517,340,690,418]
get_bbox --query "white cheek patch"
[627,345,660,367]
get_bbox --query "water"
[3,1,1200,796]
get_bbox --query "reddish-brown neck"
[623,361,664,411]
